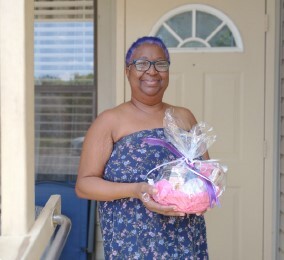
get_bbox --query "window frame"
[149,4,244,53]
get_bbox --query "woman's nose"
[146,64,158,74]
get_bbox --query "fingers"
[141,192,150,202]
[138,182,157,202]
[195,210,207,216]
[143,198,186,217]
[138,183,185,216]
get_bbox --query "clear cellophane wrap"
[145,108,227,214]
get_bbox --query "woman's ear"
[125,67,130,78]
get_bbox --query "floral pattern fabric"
[98,129,208,260]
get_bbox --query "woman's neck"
[130,98,166,114]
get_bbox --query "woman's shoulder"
[91,103,132,141]
[87,106,122,136]
[95,103,128,122]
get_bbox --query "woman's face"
[126,43,169,103]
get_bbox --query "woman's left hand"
[136,183,186,216]
[142,195,187,216]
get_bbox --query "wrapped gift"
[143,108,227,214]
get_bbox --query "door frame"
[264,0,280,259]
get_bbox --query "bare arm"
[75,110,142,201]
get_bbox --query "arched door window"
[150,4,243,52]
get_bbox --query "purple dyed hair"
[125,36,170,65]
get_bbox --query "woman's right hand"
[137,182,186,217]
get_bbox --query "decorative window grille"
[34,0,96,180]
[149,4,243,52]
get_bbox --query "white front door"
[125,1,266,259]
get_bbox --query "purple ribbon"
[143,137,219,208]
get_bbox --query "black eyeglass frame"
[127,59,170,72]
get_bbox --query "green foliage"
[35,73,94,86]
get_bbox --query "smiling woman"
[75,36,209,259]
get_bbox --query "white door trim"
[264,0,280,259]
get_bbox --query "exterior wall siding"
[280,1,284,259]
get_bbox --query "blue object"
[35,181,90,260]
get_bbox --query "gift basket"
[143,108,227,214]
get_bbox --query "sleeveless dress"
[98,129,208,260]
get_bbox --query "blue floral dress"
[98,129,208,260]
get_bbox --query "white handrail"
[44,214,72,260]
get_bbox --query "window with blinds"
[34,0,96,180]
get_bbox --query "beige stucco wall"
[0,1,59,259]
[0,0,35,236]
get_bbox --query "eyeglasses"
[128,59,170,72]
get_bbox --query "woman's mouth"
[143,79,160,86]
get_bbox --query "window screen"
[34,0,96,181]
